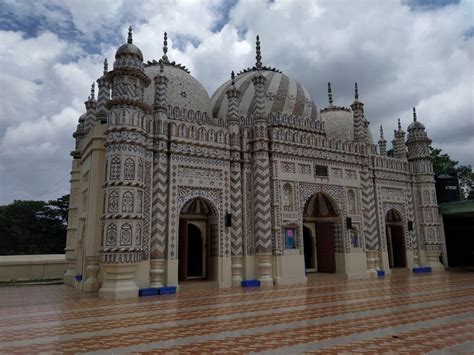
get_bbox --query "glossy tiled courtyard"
[0,272,473,354]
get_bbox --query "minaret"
[406,107,443,271]
[84,82,97,132]
[378,125,387,156]
[226,71,244,287]
[99,26,151,299]
[351,82,369,143]
[149,52,169,288]
[251,35,273,286]
[392,118,406,160]
[96,59,110,124]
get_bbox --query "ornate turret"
[392,118,406,160]
[96,59,110,124]
[99,26,151,300]
[84,83,97,132]
[327,82,333,107]
[153,60,168,113]
[407,107,431,161]
[350,82,370,144]
[378,125,387,156]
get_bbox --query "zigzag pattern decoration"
[230,162,243,256]
[253,152,272,253]
[360,169,379,250]
[150,154,168,258]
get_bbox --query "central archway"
[385,209,406,268]
[178,197,217,281]
[303,192,340,273]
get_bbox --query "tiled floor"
[0,272,473,354]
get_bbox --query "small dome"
[143,63,211,116]
[407,120,425,131]
[115,43,143,61]
[320,107,354,141]
[211,70,319,122]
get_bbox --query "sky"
[0,0,473,204]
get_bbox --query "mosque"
[64,28,445,299]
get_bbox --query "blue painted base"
[412,267,432,273]
[139,288,158,297]
[241,279,260,287]
[158,286,177,295]
[377,270,385,277]
[74,274,82,282]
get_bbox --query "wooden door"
[316,222,336,273]
[178,219,188,281]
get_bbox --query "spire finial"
[256,35,262,70]
[398,118,401,130]
[159,60,164,73]
[328,82,333,105]
[413,107,417,122]
[127,26,133,44]
[231,71,235,86]
[162,32,168,61]
[354,82,359,100]
[380,125,384,138]
[90,82,95,100]
[103,58,108,75]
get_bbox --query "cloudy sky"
[0,0,473,204]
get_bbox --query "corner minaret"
[84,82,97,132]
[392,118,406,160]
[407,107,431,161]
[96,59,110,124]
[350,82,370,144]
[378,125,387,156]
[251,35,273,286]
[226,71,244,286]
[327,82,334,108]
[99,26,151,300]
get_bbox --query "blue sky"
[0,0,472,203]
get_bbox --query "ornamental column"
[150,59,169,288]
[99,27,152,299]
[251,36,273,286]
[226,71,244,287]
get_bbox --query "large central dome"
[211,70,319,121]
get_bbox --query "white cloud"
[0,0,473,204]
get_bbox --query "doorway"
[385,209,406,268]
[303,226,315,270]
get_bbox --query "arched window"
[106,223,117,246]
[108,191,119,213]
[347,189,357,214]
[282,183,294,211]
[122,191,134,213]
[137,191,143,213]
[136,223,142,245]
[124,158,135,180]
[120,223,132,245]
[137,159,144,182]
[110,157,121,180]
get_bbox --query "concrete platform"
[0,272,472,353]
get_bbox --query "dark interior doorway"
[385,209,406,268]
[187,223,203,277]
[316,222,336,273]
[303,226,315,270]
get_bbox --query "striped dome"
[211,70,319,122]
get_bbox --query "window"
[110,157,121,180]
[120,223,132,245]
[282,183,293,211]
[122,191,134,213]
[315,165,328,177]
[124,158,135,180]
[108,191,119,213]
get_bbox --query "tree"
[0,195,69,255]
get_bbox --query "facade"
[64,29,445,299]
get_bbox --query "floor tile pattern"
[0,272,472,354]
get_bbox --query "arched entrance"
[303,192,339,273]
[178,197,217,281]
[385,209,406,268]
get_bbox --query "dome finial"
[354,82,359,100]
[159,60,164,73]
[328,82,333,105]
[103,58,108,75]
[162,32,168,62]
[256,35,262,70]
[231,71,235,86]
[90,82,95,100]
[127,25,133,44]
[398,117,401,131]
[413,107,417,122]
[380,125,384,138]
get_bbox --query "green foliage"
[0,195,69,255]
